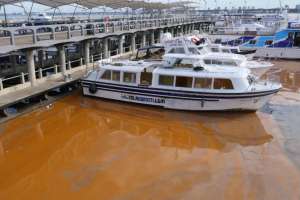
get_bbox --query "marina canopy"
[0,0,194,9]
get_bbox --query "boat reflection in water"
[0,93,299,200]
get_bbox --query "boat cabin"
[94,61,251,92]
[163,51,245,68]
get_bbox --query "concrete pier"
[131,34,136,52]
[142,33,147,47]
[0,17,215,110]
[151,31,155,45]
[158,30,164,43]
[84,41,90,65]
[170,28,174,37]
[26,49,36,86]
[119,35,124,54]
[181,25,185,35]
[104,38,109,59]
[58,45,66,76]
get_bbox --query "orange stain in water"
[0,62,300,199]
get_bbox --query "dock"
[0,17,214,110]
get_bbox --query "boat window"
[168,48,185,54]
[168,48,175,53]
[213,78,234,89]
[101,70,111,80]
[249,40,256,45]
[265,40,273,45]
[288,32,294,40]
[175,76,193,88]
[214,39,222,44]
[222,61,237,66]
[212,60,223,65]
[234,39,243,45]
[188,48,200,55]
[211,48,219,52]
[222,49,231,53]
[174,63,193,68]
[112,70,120,81]
[294,32,300,47]
[140,72,152,86]
[136,48,165,60]
[194,78,212,89]
[123,72,136,83]
[159,75,174,86]
[230,49,238,53]
[204,60,211,64]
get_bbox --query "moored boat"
[162,36,272,77]
[239,22,300,59]
[81,58,281,111]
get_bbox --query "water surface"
[0,61,300,200]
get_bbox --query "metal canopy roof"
[0,0,190,9]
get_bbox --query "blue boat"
[238,22,300,59]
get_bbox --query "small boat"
[162,36,272,77]
[81,58,281,112]
[187,34,256,59]
[239,22,300,59]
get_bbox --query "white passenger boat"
[185,33,257,59]
[162,36,272,77]
[81,59,281,111]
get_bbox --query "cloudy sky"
[1,0,300,13]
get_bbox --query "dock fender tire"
[89,84,97,94]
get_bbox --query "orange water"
[0,61,300,200]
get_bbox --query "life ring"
[88,84,97,94]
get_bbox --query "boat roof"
[203,52,246,60]
[164,52,245,61]
[98,59,250,78]
[153,66,250,78]
[99,60,161,72]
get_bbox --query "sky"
[0,0,300,14]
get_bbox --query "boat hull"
[254,48,300,59]
[81,81,279,111]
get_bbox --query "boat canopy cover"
[0,0,193,9]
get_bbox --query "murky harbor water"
[0,61,300,200]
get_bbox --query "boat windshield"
[135,47,165,60]
[188,48,201,55]
[198,46,210,54]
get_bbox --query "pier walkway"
[0,16,212,54]
[0,16,214,109]
[0,52,130,109]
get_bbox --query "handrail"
[0,16,209,46]
[0,49,127,92]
